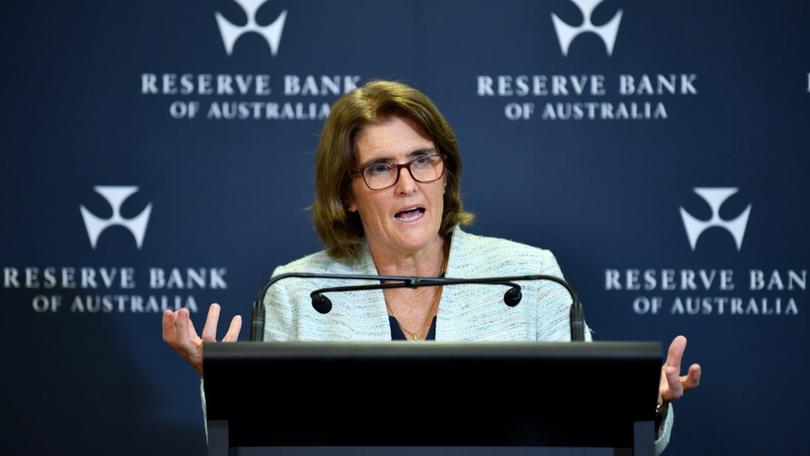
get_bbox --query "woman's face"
[347,116,445,257]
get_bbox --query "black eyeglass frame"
[351,154,447,190]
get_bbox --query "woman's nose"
[394,166,418,194]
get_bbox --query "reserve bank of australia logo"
[80,186,152,249]
[215,0,287,56]
[679,187,751,251]
[551,0,623,56]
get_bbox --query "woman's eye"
[368,164,392,175]
[413,156,431,166]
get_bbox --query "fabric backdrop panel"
[2,0,809,454]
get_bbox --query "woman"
[162,80,700,453]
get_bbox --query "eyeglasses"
[353,154,446,190]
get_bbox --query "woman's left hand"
[659,335,702,405]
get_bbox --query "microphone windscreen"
[504,287,522,307]
[311,294,333,314]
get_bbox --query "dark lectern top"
[203,341,661,448]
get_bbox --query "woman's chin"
[390,231,441,254]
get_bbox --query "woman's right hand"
[162,303,242,376]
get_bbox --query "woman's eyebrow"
[407,147,436,158]
[359,155,393,168]
[360,147,436,168]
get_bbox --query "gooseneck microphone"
[309,277,523,314]
[250,273,585,342]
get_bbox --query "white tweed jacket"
[264,227,577,342]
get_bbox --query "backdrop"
[2,0,809,454]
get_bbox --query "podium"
[203,341,661,456]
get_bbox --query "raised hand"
[162,303,242,375]
[659,335,702,404]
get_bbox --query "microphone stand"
[250,273,585,342]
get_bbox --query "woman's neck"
[369,236,447,277]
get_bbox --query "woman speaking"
[162,80,700,454]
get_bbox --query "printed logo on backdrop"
[140,2,362,121]
[80,186,152,249]
[476,0,698,121]
[2,187,229,314]
[604,187,805,317]
[551,0,622,56]
[679,187,751,251]
[216,0,287,56]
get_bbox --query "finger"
[683,363,702,390]
[665,335,687,371]
[664,365,684,400]
[186,313,200,343]
[202,303,221,342]
[222,316,242,342]
[162,309,176,345]
[175,308,195,349]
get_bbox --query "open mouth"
[394,207,426,223]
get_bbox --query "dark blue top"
[389,316,436,340]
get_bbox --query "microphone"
[251,272,421,341]
[504,286,522,306]
[308,276,522,314]
[250,273,585,342]
[311,293,332,314]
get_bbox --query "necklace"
[386,243,449,341]
[388,284,441,341]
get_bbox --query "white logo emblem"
[215,0,287,56]
[551,0,623,56]
[679,187,751,251]
[80,186,153,249]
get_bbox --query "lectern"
[203,341,661,456]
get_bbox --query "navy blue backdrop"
[2,0,809,454]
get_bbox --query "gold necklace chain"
[386,244,449,341]
[388,284,441,341]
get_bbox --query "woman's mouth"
[394,207,426,223]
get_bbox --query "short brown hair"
[312,80,474,259]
